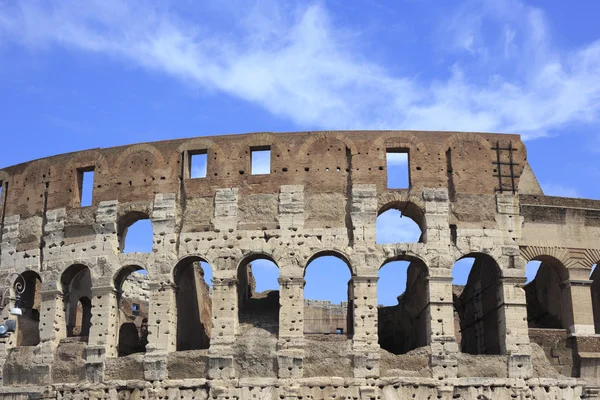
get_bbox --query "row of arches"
[116,205,425,256]
[10,252,600,358]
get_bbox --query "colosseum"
[0,130,599,399]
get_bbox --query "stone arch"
[61,264,93,340]
[237,253,280,334]
[239,132,291,162]
[378,255,429,354]
[115,143,165,169]
[173,256,213,350]
[443,132,492,156]
[114,264,148,356]
[304,249,354,276]
[297,132,359,156]
[15,270,42,346]
[368,131,428,157]
[64,150,109,207]
[524,255,572,331]
[303,250,354,335]
[453,253,504,355]
[377,200,426,243]
[117,210,153,253]
[0,170,9,185]
[520,247,572,274]
[175,138,227,178]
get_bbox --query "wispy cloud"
[540,182,580,198]
[1,1,599,139]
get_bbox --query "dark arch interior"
[237,255,280,334]
[16,271,42,346]
[61,264,92,341]
[452,254,503,355]
[304,254,353,336]
[115,266,149,357]
[592,265,600,334]
[174,257,212,351]
[378,258,429,354]
[525,257,569,330]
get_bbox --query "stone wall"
[0,130,599,399]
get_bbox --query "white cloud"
[1,1,599,139]
[540,182,580,198]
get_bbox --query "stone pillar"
[208,276,238,379]
[427,266,458,379]
[144,279,176,380]
[351,275,378,378]
[277,276,304,378]
[84,286,118,382]
[562,266,595,336]
[499,268,533,378]
[34,290,66,383]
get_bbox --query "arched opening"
[524,257,569,330]
[378,257,428,354]
[174,257,213,351]
[118,212,153,253]
[237,255,280,333]
[16,271,42,346]
[114,266,149,357]
[452,254,503,355]
[304,253,353,336]
[376,202,425,244]
[61,264,93,341]
[591,265,600,334]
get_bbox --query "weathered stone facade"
[0,130,599,399]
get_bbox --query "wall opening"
[16,271,42,346]
[118,212,153,253]
[189,151,207,179]
[378,258,429,354]
[61,264,93,341]
[592,265,600,334]
[78,167,95,207]
[524,257,568,330]
[115,266,149,357]
[386,149,409,189]
[174,257,212,351]
[452,254,504,355]
[376,209,422,244]
[304,254,353,335]
[251,146,271,175]
[237,255,279,334]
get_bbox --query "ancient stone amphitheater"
[0,130,599,399]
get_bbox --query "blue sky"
[1,0,599,305]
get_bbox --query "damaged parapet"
[0,130,599,399]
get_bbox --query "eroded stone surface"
[0,130,599,399]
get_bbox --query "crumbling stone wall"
[0,130,599,399]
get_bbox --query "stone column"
[34,290,66,383]
[427,266,458,379]
[208,276,238,379]
[144,278,176,380]
[277,276,304,378]
[84,286,118,382]
[499,266,532,378]
[350,275,378,378]
[562,266,595,336]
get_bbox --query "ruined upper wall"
[0,130,528,219]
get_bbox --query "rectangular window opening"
[132,303,140,316]
[189,151,208,179]
[78,168,95,207]
[386,149,409,189]
[251,146,271,175]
